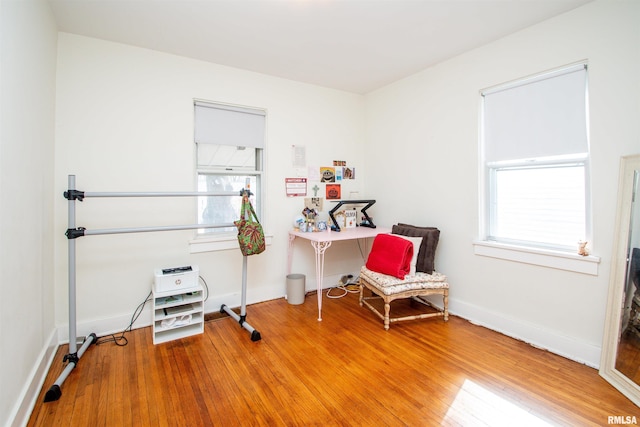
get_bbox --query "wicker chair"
[358,224,449,330]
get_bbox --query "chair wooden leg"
[443,290,449,321]
[384,302,391,331]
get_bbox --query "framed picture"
[326,184,341,200]
[320,167,336,182]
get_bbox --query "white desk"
[288,226,391,321]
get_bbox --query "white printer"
[153,265,199,294]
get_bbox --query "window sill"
[472,240,600,275]
[190,232,273,254]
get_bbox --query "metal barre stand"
[44,175,261,402]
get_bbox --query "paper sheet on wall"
[292,145,306,168]
[308,167,320,181]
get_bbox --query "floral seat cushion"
[360,266,449,296]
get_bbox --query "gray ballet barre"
[44,174,261,403]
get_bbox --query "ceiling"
[48,0,593,94]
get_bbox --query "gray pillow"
[391,224,440,274]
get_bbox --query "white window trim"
[475,182,598,274]
[477,151,599,275]
[472,240,600,275]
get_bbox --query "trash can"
[286,274,306,305]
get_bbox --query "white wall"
[0,0,58,425]
[364,0,640,366]
[54,33,367,340]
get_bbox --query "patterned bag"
[234,196,266,256]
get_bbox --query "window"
[480,63,590,253]
[194,101,265,234]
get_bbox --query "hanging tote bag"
[234,195,266,256]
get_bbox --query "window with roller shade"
[194,101,265,234]
[480,63,590,252]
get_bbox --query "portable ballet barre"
[44,175,262,402]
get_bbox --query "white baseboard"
[449,297,602,368]
[9,329,58,427]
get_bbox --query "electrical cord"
[199,275,209,301]
[94,273,209,347]
[326,275,360,299]
[326,286,348,298]
[329,237,367,298]
[357,239,367,261]
[326,229,368,299]
[95,290,152,346]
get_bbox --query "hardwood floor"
[29,291,639,426]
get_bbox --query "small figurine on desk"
[302,207,318,232]
[293,216,305,231]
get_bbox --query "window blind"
[482,64,588,163]
[194,101,266,148]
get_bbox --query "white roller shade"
[194,102,266,148]
[482,64,587,163]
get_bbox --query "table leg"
[287,234,296,275]
[310,241,332,321]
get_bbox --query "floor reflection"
[443,379,554,426]
[616,328,640,384]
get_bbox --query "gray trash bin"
[286,274,306,305]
